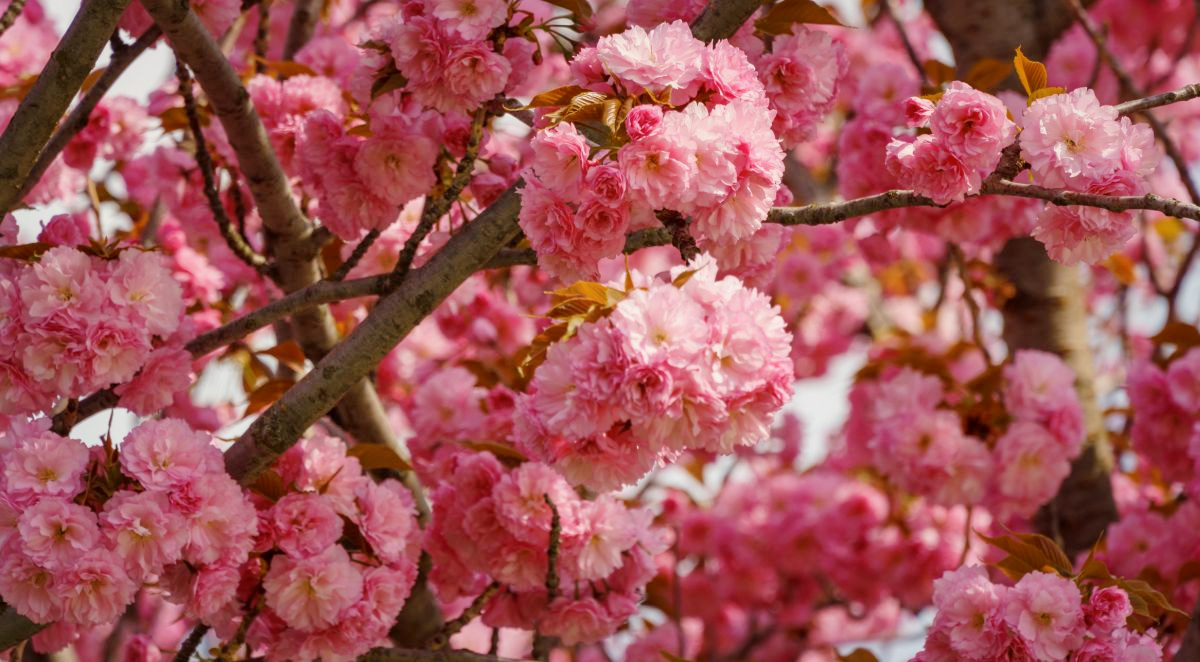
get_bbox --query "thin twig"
[253,1,270,73]
[389,104,492,287]
[949,244,994,367]
[176,62,269,272]
[544,494,562,601]
[0,0,28,39]
[172,624,209,662]
[330,228,380,281]
[882,0,929,87]
[428,583,501,650]
[1114,82,1200,115]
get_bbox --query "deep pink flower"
[886,134,979,204]
[929,81,1016,172]
[270,492,343,559]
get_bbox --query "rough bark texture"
[925,1,1117,559]
[0,0,131,215]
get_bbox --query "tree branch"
[689,0,761,42]
[141,0,427,519]
[0,0,29,42]
[282,0,322,60]
[15,26,162,205]
[1115,82,1200,115]
[222,185,523,483]
[0,0,131,215]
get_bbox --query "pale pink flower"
[540,596,619,645]
[584,164,627,206]
[572,495,636,580]
[101,490,187,580]
[187,563,240,620]
[55,550,138,626]
[106,249,184,338]
[929,81,1016,172]
[270,492,343,559]
[424,42,511,114]
[116,346,194,416]
[991,421,1073,517]
[886,134,979,204]
[530,123,590,199]
[428,0,508,40]
[595,21,705,95]
[355,479,420,565]
[618,130,697,211]
[1032,170,1140,264]
[19,246,103,322]
[1020,88,1124,187]
[2,432,89,502]
[703,40,766,106]
[931,565,1011,659]
[1003,571,1085,661]
[264,545,364,632]
[492,462,580,547]
[353,131,439,208]
[0,551,62,623]
[18,499,101,569]
[119,418,223,490]
[275,432,366,516]
[176,473,258,567]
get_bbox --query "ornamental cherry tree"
[4,0,1200,660]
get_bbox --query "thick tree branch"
[141,0,426,516]
[223,186,523,483]
[16,26,162,205]
[0,604,37,653]
[0,0,131,215]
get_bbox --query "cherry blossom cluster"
[514,255,794,491]
[1126,347,1200,494]
[886,81,1017,205]
[0,418,256,650]
[0,238,189,417]
[652,469,976,660]
[840,348,1084,518]
[1020,88,1160,263]
[0,418,423,661]
[519,20,789,281]
[245,432,422,662]
[917,567,1162,661]
[425,451,669,645]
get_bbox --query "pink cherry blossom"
[1004,571,1085,660]
[119,418,224,490]
[264,545,364,632]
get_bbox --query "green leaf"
[756,0,846,35]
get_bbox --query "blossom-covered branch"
[360,649,520,662]
[0,0,130,215]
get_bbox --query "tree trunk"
[924,1,1118,558]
